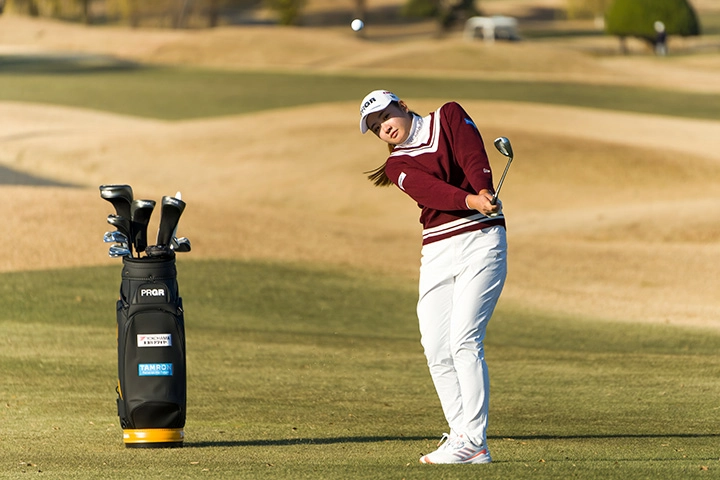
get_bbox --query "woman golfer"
[359,90,507,464]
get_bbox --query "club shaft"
[491,157,513,205]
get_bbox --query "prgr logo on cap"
[360,90,396,116]
[360,96,377,116]
[359,90,399,133]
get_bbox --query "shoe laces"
[446,434,472,451]
[436,432,452,448]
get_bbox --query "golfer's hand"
[466,190,502,216]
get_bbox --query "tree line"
[0,0,481,29]
[1,0,701,52]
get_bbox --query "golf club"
[171,236,191,253]
[104,231,130,252]
[100,184,134,221]
[104,231,129,244]
[491,136,514,206]
[108,245,132,258]
[130,199,156,257]
[167,192,191,253]
[156,196,186,248]
[107,214,132,252]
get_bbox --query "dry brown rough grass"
[0,5,719,329]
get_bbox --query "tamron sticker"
[138,363,173,376]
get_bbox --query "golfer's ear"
[398,100,409,112]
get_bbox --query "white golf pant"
[417,225,507,448]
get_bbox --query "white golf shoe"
[419,433,491,464]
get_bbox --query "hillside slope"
[0,12,718,328]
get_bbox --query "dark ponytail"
[364,143,395,187]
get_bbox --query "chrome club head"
[494,136,513,159]
[171,237,191,253]
[108,245,132,258]
[104,231,129,244]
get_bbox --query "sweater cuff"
[456,191,472,210]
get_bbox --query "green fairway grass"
[1,260,719,479]
[0,59,718,121]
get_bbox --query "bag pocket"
[118,308,186,429]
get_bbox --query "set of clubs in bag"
[100,184,191,259]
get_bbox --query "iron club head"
[104,230,129,244]
[108,245,132,258]
[494,136,513,159]
[171,237,191,253]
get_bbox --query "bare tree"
[177,0,193,28]
[79,0,91,24]
[128,0,140,27]
[404,0,478,33]
[353,0,366,20]
[207,0,220,27]
[438,0,476,29]
[566,0,611,20]
[14,0,41,16]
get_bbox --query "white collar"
[399,114,425,147]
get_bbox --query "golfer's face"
[367,103,412,145]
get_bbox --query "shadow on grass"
[187,432,720,448]
[0,53,143,74]
[187,436,430,448]
[0,164,77,187]
[495,433,720,440]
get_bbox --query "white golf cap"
[359,89,400,134]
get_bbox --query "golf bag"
[116,254,186,448]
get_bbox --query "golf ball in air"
[351,19,364,31]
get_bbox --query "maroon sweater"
[384,102,506,245]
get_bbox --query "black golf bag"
[116,254,186,448]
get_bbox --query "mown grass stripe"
[2,260,720,478]
[0,63,717,120]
